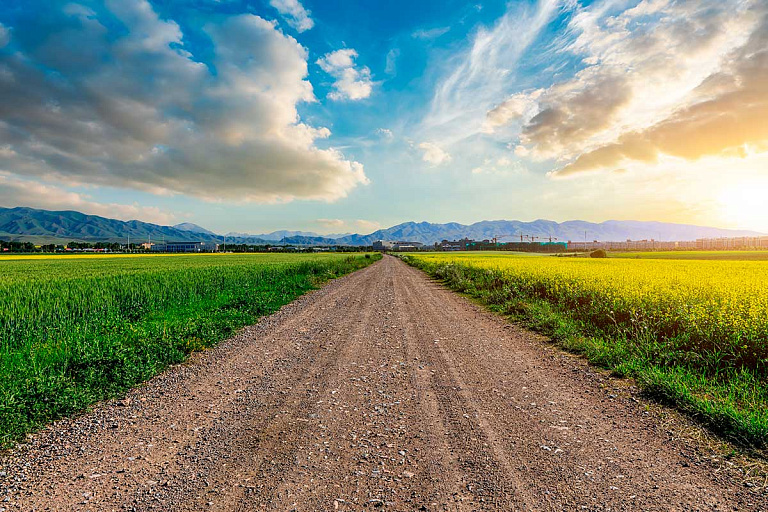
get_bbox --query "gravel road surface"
[1,256,765,511]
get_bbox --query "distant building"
[150,241,218,253]
[564,237,768,251]
[391,242,424,252]
[696,236,768,250]
[438,238,567,252]
[373,240,425,251]
[372,240,394,251]
[439,238,472,251]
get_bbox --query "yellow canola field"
[410,252,768,370]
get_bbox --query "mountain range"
[0,206,762,246]
[334,220,764,246]
[226,230,351,240]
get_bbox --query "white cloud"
[315,218,380,233]
[484,90,543,132]
[485,0,767,177]
[422,0,564,143]
[385,48,399,76]
[377,128,394,139]
[412,27,451,40]
[317,49,374,101]
[354,219,381,232]
[471,157,528,176]
[316,218,345,228]
[269,0,314,32]
[418,142,452,166]
[0,1,368,203]
[0,174,176,224]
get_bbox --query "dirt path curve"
[1,255,764,511]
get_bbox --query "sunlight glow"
[718,181,768,232]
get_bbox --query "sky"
[0,0,766,235]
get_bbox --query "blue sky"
[0,0,766,234]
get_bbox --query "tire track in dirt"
[397,263,584,509]
[263,260,455,510]
[234,261,383,510]
[394,273,537,510]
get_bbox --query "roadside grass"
[402,255,768,453]
[0,253,380,448]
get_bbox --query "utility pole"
[127,233,130,253]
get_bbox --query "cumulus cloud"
[0,1,367,202]
[484,90,542,132]
[317,49,374,101]
[269,0,314,32]
[0,173,176,224]
[484,0,767,177]
[377,128,394,140]
[550,1,768,176]
[519,70,633,158]
[418,142,452,166]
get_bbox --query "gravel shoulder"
[1,255,765,511]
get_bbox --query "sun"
[718,182,768,232]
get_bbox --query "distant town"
[3,235,768,254]
[376,235,768,253]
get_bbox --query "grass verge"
[0,253,380,448]
[402,255,768,454]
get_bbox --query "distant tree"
[590,249,608,258]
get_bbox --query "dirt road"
[1,256,764,511]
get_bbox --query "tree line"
[0,239,373,253]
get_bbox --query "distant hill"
[0,207,213,244]
[0,206,762,246]
[280,235,339,245]
[226,229,352,241]
[0,207,301,245]
[227,229,322,241]
[332,219,763,246]
[173,222,216,236]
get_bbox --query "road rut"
[1,255,764,511]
